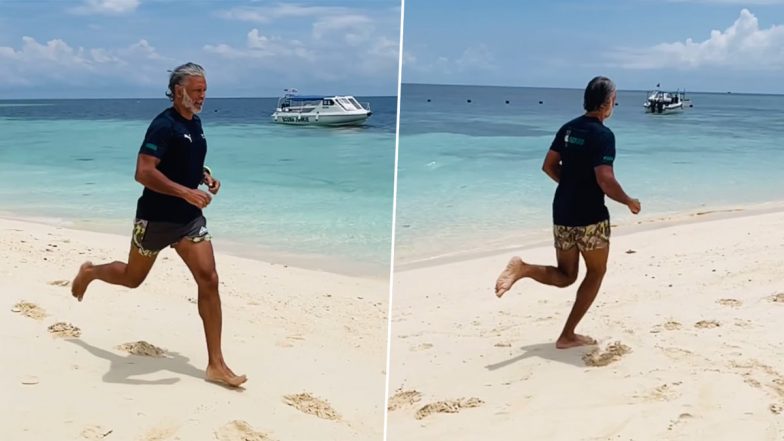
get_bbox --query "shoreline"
[0,211,390,280]
[394,199,784,272]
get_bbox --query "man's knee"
[124,272,148,288]
[587,265,607,278]
[555,270,578,288]
[195,269,219,291]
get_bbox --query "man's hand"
[627,198,641,214]
[202,171,221,195]
[183,188,212,209]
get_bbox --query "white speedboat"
[644,89,691,114]
[271,93,372,126]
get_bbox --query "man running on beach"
[494,76,641,349]
[70,62,247,387]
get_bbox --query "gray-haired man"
[495,76,641,349]
[71,62,247,387]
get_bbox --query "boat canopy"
[285,95,329,101]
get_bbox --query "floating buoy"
[467,99,472,103]
[505,100,510,104]
[538,100,543,104]
[427,99,431,102]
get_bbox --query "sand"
[0,217,388,441]
[387,207,784,440]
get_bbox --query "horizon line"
[401,82,784,96]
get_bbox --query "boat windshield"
[336,97,361,111]
[282,96,322,109]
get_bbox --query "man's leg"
[555,245,609,349]
[173,238,247,387]
[494,247,580,297]
[71,244,157,301]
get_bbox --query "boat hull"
[644,101,686,114]
[271,111,371,126]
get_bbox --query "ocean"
[395,83,784,265]
[0,97,396,276]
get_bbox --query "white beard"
[181,92,203,114]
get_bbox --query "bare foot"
[555,334,597,349]
[206,364,247,388]
[494,257,526,298]
[71,262,93,302]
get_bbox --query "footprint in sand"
[282,393,341,421]
[731,360,784,400]
[116,341,166,357]
[658,346,693,361]
[139,425,179,441]
[667,412,694,431]
[275,335,305,348]
[769,293,784,303]
[695,320,720,329]
[215,420,274,441]
[48,280,70,287]
[388,389,422,411]
[48,322,81,338]
[11,301,47,320]
[410,343,433,351]
[635,382,682,402]
[80,425,112,440]
[582,341,631,367]
[415,397,484,420]
[717,298,742,307]
[651,320,682,333]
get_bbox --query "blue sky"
[0,0,401,98]
[402,0,784,93]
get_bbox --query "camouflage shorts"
[132,216,211,257]
[553,219,610,252]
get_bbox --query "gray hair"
[583,76,615,112]
[166,62,205,101]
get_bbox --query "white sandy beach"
[0,217,388,441]
[387,206,784,440]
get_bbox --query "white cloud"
[206,5,399,90]
[0,36,162,67]
[405,45,496,76]
[356,36,400,75]
[125,39,163,60]
[312,14,374,46]
[456,45,495,71]
[218,4,351,23]
[611,9,784,69]
[9,37,91,66]
[0,36,168,88]
[204,28,314,61]
[71,0,140,15]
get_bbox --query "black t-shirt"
[549,115,615,226]
[135,108,207,223]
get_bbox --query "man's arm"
[542,150,562,183]
[595,165,640,213]
[135,154,211,208]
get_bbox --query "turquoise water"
[395,84,784,264]
[0,98,396,276]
